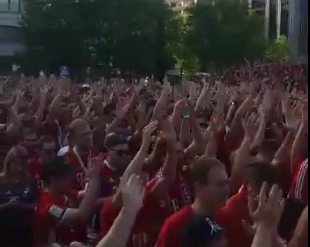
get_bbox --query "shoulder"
[100,197,119,219]
[157,206,193,245]
[163,206,193,229]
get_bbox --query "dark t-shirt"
[278,198,306,241]
[0,181,39,204]
[0,181,39,247]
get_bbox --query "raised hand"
[262,89,273,113]
[174,98,187,113]
[243,113,259,141]
[120,174,145,212]
[87,154,104,179]
[209,113,225,132]
[161,119,177,145]
[248,183,285,230]
[141,121,158,152]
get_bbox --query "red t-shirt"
[28,158,44,189]
[156,205,194,247]
[289,158,308,204]
[215,186,254,247]
[100,161,120,196]
[65,148,100,190]
[99,180,165,247]
[33,190,85,246]
[162,164,192,216]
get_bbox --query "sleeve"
[99,200,120,237]
[39,202,67,226]
[291,160,308,203]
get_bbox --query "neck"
[191,198,215,217]
[105,156,117,170]
[74,145,89,155]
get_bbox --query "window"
[0,26,23,42]
[0,0,22,12]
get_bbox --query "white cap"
[81,84,91,89]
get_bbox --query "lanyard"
[73,146,90,172]
[55,120,68,147]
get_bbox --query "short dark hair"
[103,102,116,116]
[189,156,224,185]
[246,161,278,187]
[41,156,73,185]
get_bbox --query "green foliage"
[22,0,179,77]
[265,36,290,61]
[182,0,267,70]
[21,0,268,75]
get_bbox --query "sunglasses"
[111,149,130,156]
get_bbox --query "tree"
[95,0,179,77]
[21,0,103,74]
[21,0,179,77]
[183,0,267,70]
[265,35,290,61]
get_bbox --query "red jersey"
[99,180,165,247]
[28,158,44,189]
[65,147,100,190]
[156,206,194,247]
[100,161,120,196]
[215,186,254,247]
[161,164,192,216]
[86,161,120,243]
[33,190,86,246]
[289,159,308,204]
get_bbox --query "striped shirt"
[289,158,308,204]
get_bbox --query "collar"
[72,146,90,170]
[104,160,117,172]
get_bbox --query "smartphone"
[182,109,190,118]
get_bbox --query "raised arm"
[96,175,145,247]
[251,184,285,247]
[56,155,102,226]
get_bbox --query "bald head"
[69,118,89,131]
[68,118,93,150]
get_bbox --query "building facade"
[288,0,308,60]
[0,0,25,56]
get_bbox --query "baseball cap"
[81,83,91,89]
[181,215,223,247]
[104,133,132,149]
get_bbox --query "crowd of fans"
[0,60,308,247]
